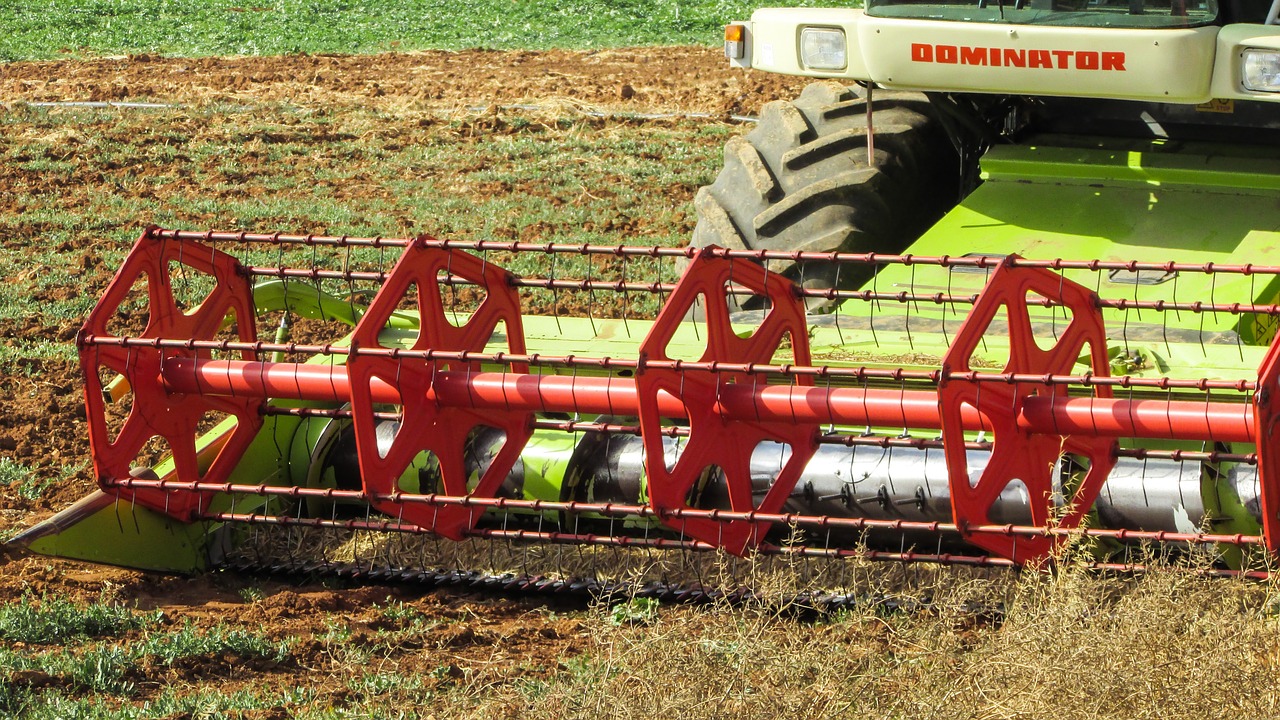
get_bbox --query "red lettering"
[1102,51,1126,70]
[960,46,988,65]
[909,44,1126,71]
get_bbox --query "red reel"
[79,228,262,520]
[636,248,817,556]
[347,237,532,540]
[1253,338,1280,554]
[939,257,1115,564]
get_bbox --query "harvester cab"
[6,0,1280,586]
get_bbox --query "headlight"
[800,27,847,71]
[1241,48,1280,93]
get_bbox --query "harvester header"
[10,226,1280,579]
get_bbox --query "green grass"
[0,616,293,714]
[0,594,158,644]
[0,105,732,341]
[13,686,318,720]
[0,460,85,502]
[0,0,835,62]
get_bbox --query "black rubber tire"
[692,82,959,309]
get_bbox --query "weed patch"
[0,593,156,644]
[0,0,833,61]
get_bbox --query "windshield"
[866,0,1218,28]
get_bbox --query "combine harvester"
[8,0,1280,590]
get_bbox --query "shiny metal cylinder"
[1094,457,1206,534]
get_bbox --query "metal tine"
[446,249,462,328]
[903,263,914,350]
[172,233,191,304]
[620,250,632,338]
[1203,388,1218,468]
[761,252,771,309]
[654,252,668,320]
[1198,286,1209,358]
[868,261,880,348]
[1233,271,1246,363]
[823,373,837,437]
[1052,266,1066,342]
[290,487,306,568]
[907,261,920,350]
[245,497,262,567]
[1132,261,1143,324]
[321,501,338,569]
[533,508,545,579]
[833,261,846,347]
[550,250,563,335]
[941,258,953,346]
[1161,274,1173,360]
[977,262,991,355]
[344,241,359,332]
[308,242,330,360]
[586,248,598,338]
[799,259,808,313]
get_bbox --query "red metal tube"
[162,358,1255,443]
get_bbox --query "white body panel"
[739,8,1280,104]
[861,18,1217,102]
[1211,24,1280,98]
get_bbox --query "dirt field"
[0,45,807,524]
[1,48,805,113]
[0,47,819,717]
[5,48,1280,719]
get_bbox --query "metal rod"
[111,479,1263,546]
[241,265,1280,316]
[83,335,1261,392]
[150,228,1280,275]
[195,511,1270,577]
[160,358,1257,443]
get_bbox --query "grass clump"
[133,621,292,665]
[0,614,293,714]
[0,459,87,502]
[0,593,157,644]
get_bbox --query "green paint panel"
[825,138,1280,378]
[27,498,213,573]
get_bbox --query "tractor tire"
[692,82,959,309]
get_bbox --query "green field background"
[0,0,837,61]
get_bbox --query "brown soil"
[0,47,809,534]
[1,47,807,115]
[0,552,591,711]
[0,47,808,712]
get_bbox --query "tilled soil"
[0,47,808,714]
[2,47,806,114]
